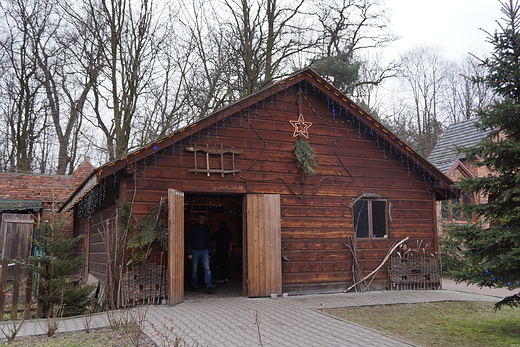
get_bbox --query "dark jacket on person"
[213,226,232,255]
[187,222,212,255]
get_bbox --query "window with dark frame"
[441,192,473,222]
[353,198,388,239]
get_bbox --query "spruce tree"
[447,0,520,308]
[32,212,94,317]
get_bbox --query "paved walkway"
[144,289,502,347]
[1,281,515,346]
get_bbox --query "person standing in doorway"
[213,220,233,283]
[187,213,215,293]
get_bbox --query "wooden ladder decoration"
[185,143,242,177]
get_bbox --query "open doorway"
[168,190,281,303]
[184,193,243,298]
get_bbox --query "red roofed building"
[0,161,94,260]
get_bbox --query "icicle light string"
[78,74,455,209]
[347,112,453,196]
[244,91,299,119]
[302,95,352,125]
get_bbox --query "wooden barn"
[61,69,456,305]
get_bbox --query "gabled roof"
[445,159,476,179]
[428,118,491,173]
[61,68,456,212]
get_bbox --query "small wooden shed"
[62,69,456,304]
[0,161,94,262]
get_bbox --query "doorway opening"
[184,193,243,298]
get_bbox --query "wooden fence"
[0,258,35,321]
[119,263,167,307]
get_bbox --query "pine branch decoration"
[293,135,318,176]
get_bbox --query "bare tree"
[309,0,398,96]
[221,0,313,96]
[381,46,497,158]
[355,52,399,113]
[176,0,241,121]
[397,45,449,157]
[67,0,172,161]
[28,1,105,174]
[449,53,495,123]
[0,0,53,173]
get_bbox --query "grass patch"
[323,301,520,347]
[0,327,156,347]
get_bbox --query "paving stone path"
[3,287,505,347]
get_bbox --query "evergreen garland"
[293,135,318,176]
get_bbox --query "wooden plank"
[245,194,282,297]
[84,219,90,279]
[282,229,349,239]
[167,189,184,305]
[282,241,349,251]
[282,272,350,283]
[283,250,349,262]
[11,260,20,320]
[283,261,351,273]
[0,214,33,261]
[0,258,7,319]
[24,259,33,319]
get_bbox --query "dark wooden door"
[0,213,34,260]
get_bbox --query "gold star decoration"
[290,114,312,138]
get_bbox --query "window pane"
[441,200,449,220]
[462,192,471,205]
[462,192,471,221]
[452,199,460,221]
[372,200,387,238]
[353,200,369,238]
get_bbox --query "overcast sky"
[384,0,503,60]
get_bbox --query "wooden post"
[36,263,47,318]
[11,259,20,320]
[0,258,8,320]
[24,258,33,319]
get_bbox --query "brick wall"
[0,161,94,236]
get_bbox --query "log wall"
[82,81,439,294]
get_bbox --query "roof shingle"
[428,118,490,172]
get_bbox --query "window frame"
[352,198,389,239]
[441,191,473,222]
